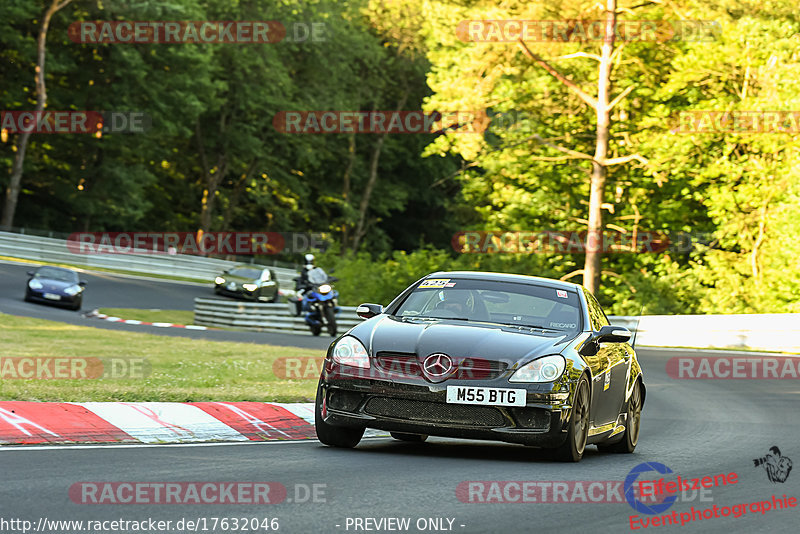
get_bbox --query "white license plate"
[446,386,526,406]
[43,293,61,300]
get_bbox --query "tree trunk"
[341,131,356,253]
[350,92,408,252]
[1,0,72,228]
[195,120,228,236]
[582,0,617,295]
[350,132,386,252]
[220,161,257,230]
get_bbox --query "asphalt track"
[0,261,331,350]
[1,260,797,532]
[1,347,797,534]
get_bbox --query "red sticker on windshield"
[556,290,568,298]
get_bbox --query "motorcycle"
[291,267,339,336]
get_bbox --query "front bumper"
[319,366,574,448]
[215,284,260,300]
[25,288,81,306]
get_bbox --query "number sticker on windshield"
[556,289,568,298]
[419,278,453,288]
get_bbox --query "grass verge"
[0,313,322,402]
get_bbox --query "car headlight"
[318,284,332,294]
[28,280,43,290]
[215,276,225,285]
[332,336,370,369]
[242,283,258,291]
[64,284,83,296]
[509,355,566,383]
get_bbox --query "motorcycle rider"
[293,253,316,316]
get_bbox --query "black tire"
[598,379,642,454]
[324,305,337,336]
[24,292,33,302]
[315,382,364,448]
[390,432,428,443]
[310,323,322,336]
[554,374,590,462]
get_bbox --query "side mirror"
[596,325,632,343]
[79,280,87,286]
[356,303,383,319]
[578,325,632,356]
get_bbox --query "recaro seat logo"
[625,462,678,515]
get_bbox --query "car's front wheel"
[554,374,590,462]
[315,382,364,448]
[598,379,642,454]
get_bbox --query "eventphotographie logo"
[754,446,793,484]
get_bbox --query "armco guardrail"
[194,298,362,334]
[0,231,298,288]
[610,313,800,353]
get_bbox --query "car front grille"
[375,353,423,377]
[455,358,508,380]
[364,397,506,427]
[374,353,509,381]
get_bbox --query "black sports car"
[24,266,87,311]
[213,264,280,302]
[315,271,644,462]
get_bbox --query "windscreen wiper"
[501,323,561,332]
[402,315,471,322]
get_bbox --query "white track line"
[0,437,392,451]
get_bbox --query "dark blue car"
[24,266,87,311]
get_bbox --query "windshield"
[34,267,79,283]
[228,267,263,279]
[393,278,582,333]
[307,267,328,285]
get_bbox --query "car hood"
[355,315,575,365]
